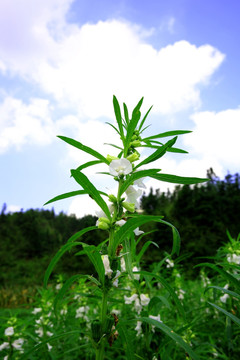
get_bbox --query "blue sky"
[0,0,239,217]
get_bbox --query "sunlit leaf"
[58,135,109,164]
[113,95,124,139]
[150,173,209,185]
[143,130,192,141]
[71,170,111,219]
[119,169,161,195]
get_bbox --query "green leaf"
[19,331,85,360]
[71,170,111,219]
[138,271,185,318]
[112,215,180,257]
[118,325,135,360]
[104,143,123,150]
[119,169,161,196]
[205,286,240,301]
[67,226,98,243]
[208,302,240,327]
[150,173,209,185]
[113,95,124,139]
[123,103,130,125]
[167,147,188,154]
[134,137,177,170]
[54,274,100,313]
[143,130,192,141]
[123,238,134,279]
[44,190,87,205]
[81,244,105,285]
[138,105,153,132]
[136,241,159,263]
[138,317,200,360]
[44,241,84,287]
[76,160,103,171]
[58,135,109,164]
[195,263,240,291]
[105,121,120,135]
[124,99,143,156]
[148,295,171,311]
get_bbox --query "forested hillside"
[1,169,239,286]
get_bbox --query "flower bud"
[106,155,119,162]
[122,202,135,213]
[108,194,117,203]
[127,152,140,162]
[130,140,141,147]
[97,221,109,230]
[98,217,111,224]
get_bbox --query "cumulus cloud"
[185,108,240,169]
[0,0,224,121]
[0,97,54,153]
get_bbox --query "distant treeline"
[1,169,240,286]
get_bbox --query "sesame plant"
[21,96,209,359]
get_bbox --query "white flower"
[120,257,126,272]
[102,255,113,279]
[32,307,42,315]
[47,343,52,351]
[133,266,140,280]
[4,356,8,360]
[134,178,146,189]
[220,293,229,303]
[96,204,114,219]
[109,158,132,176]
[166,258,174,268]
[4,327,14,336]
[12,338,24,350]
[140,294,150,306]
[134,227,144,236]
[178,289,185,300]
[76,306,89,319]
[35,327,44,337]
[0,342,10,351]
[60,309,67,316]
[134,298,142,314]
[135,321,142,336]
[113,270,121,287]
[125,186,142,209]
[47,331,53,337]
[124,294,138,304]
[116,219,126,226]
[56,283,62,290]
[227,253,240,264]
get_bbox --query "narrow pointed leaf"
[123,103,130,125]
[150,173,209,185]
[135,137,177,170]
[205,286,240,301]
[67,226,98,243]
[113,95,124,138]
[195,263,240,291]
[44,190,87,205]
[118,325,135,360]
[71,170,111,219]
[58,135,109,164]
[105,121,120,135]
[139,105,153,132]
[119,169,161,196]
[44,241,85,287]
[138,271,185,318]
[54,274,100,313]
[76,160,103,171]
[138,317,200,360]
[143,130,192,141]
[208,302,240,327]
[124,100,143,156]
[136,241,159,263]
[81,244,105,285]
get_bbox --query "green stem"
[96,290,108,360]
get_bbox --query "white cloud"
[185,108,240,168]
[0,1,224,121]
[0,97,55,153]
